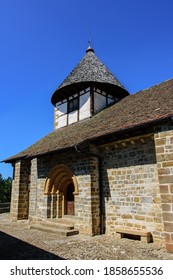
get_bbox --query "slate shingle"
[51,49,129,104]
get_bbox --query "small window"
[68,97,78,113]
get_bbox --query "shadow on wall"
[0,230,64,260]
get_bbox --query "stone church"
[4,45,173,253]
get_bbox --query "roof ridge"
[134,77,173,94]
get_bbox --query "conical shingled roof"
[51,47,129,104]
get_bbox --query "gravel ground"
[0,213,173,260]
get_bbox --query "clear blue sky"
[0,0,173,178]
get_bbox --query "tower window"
[68,97,78,113]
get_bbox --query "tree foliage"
[0,173,12,203]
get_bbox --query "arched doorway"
[44,164,78,218]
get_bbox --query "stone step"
[40,220,74,231]
[51,216,75,225]
[30,224,79,237]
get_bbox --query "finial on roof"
[86,41,94,53]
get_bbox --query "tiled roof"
[4,78,173,162]
[51,48,129,104]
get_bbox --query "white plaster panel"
[57,114,67,128]
[85,87,90,92]
[79,92,91,120]
[69,110,78,124]
[94,91,106,113]
[57,102,67,116]
[55,108,59,116]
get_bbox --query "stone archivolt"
[44,164,78,195]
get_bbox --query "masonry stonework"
[101,135,164,242]
[10,130,173,252]
[10,160,30,221]
[154,127,173,253]
[26,152,100,236]
[29,158,37,219]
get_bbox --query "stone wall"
[154,127,173,253]
[100,135,164,242]
[10,160,30,221]
[28,152,100,235]
[10,128,173,251]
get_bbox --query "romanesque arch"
[44,164,78,218]
[44,164,78,195]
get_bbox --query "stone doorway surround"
[44,164,78,218]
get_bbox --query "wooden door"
[66,183,74,215]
